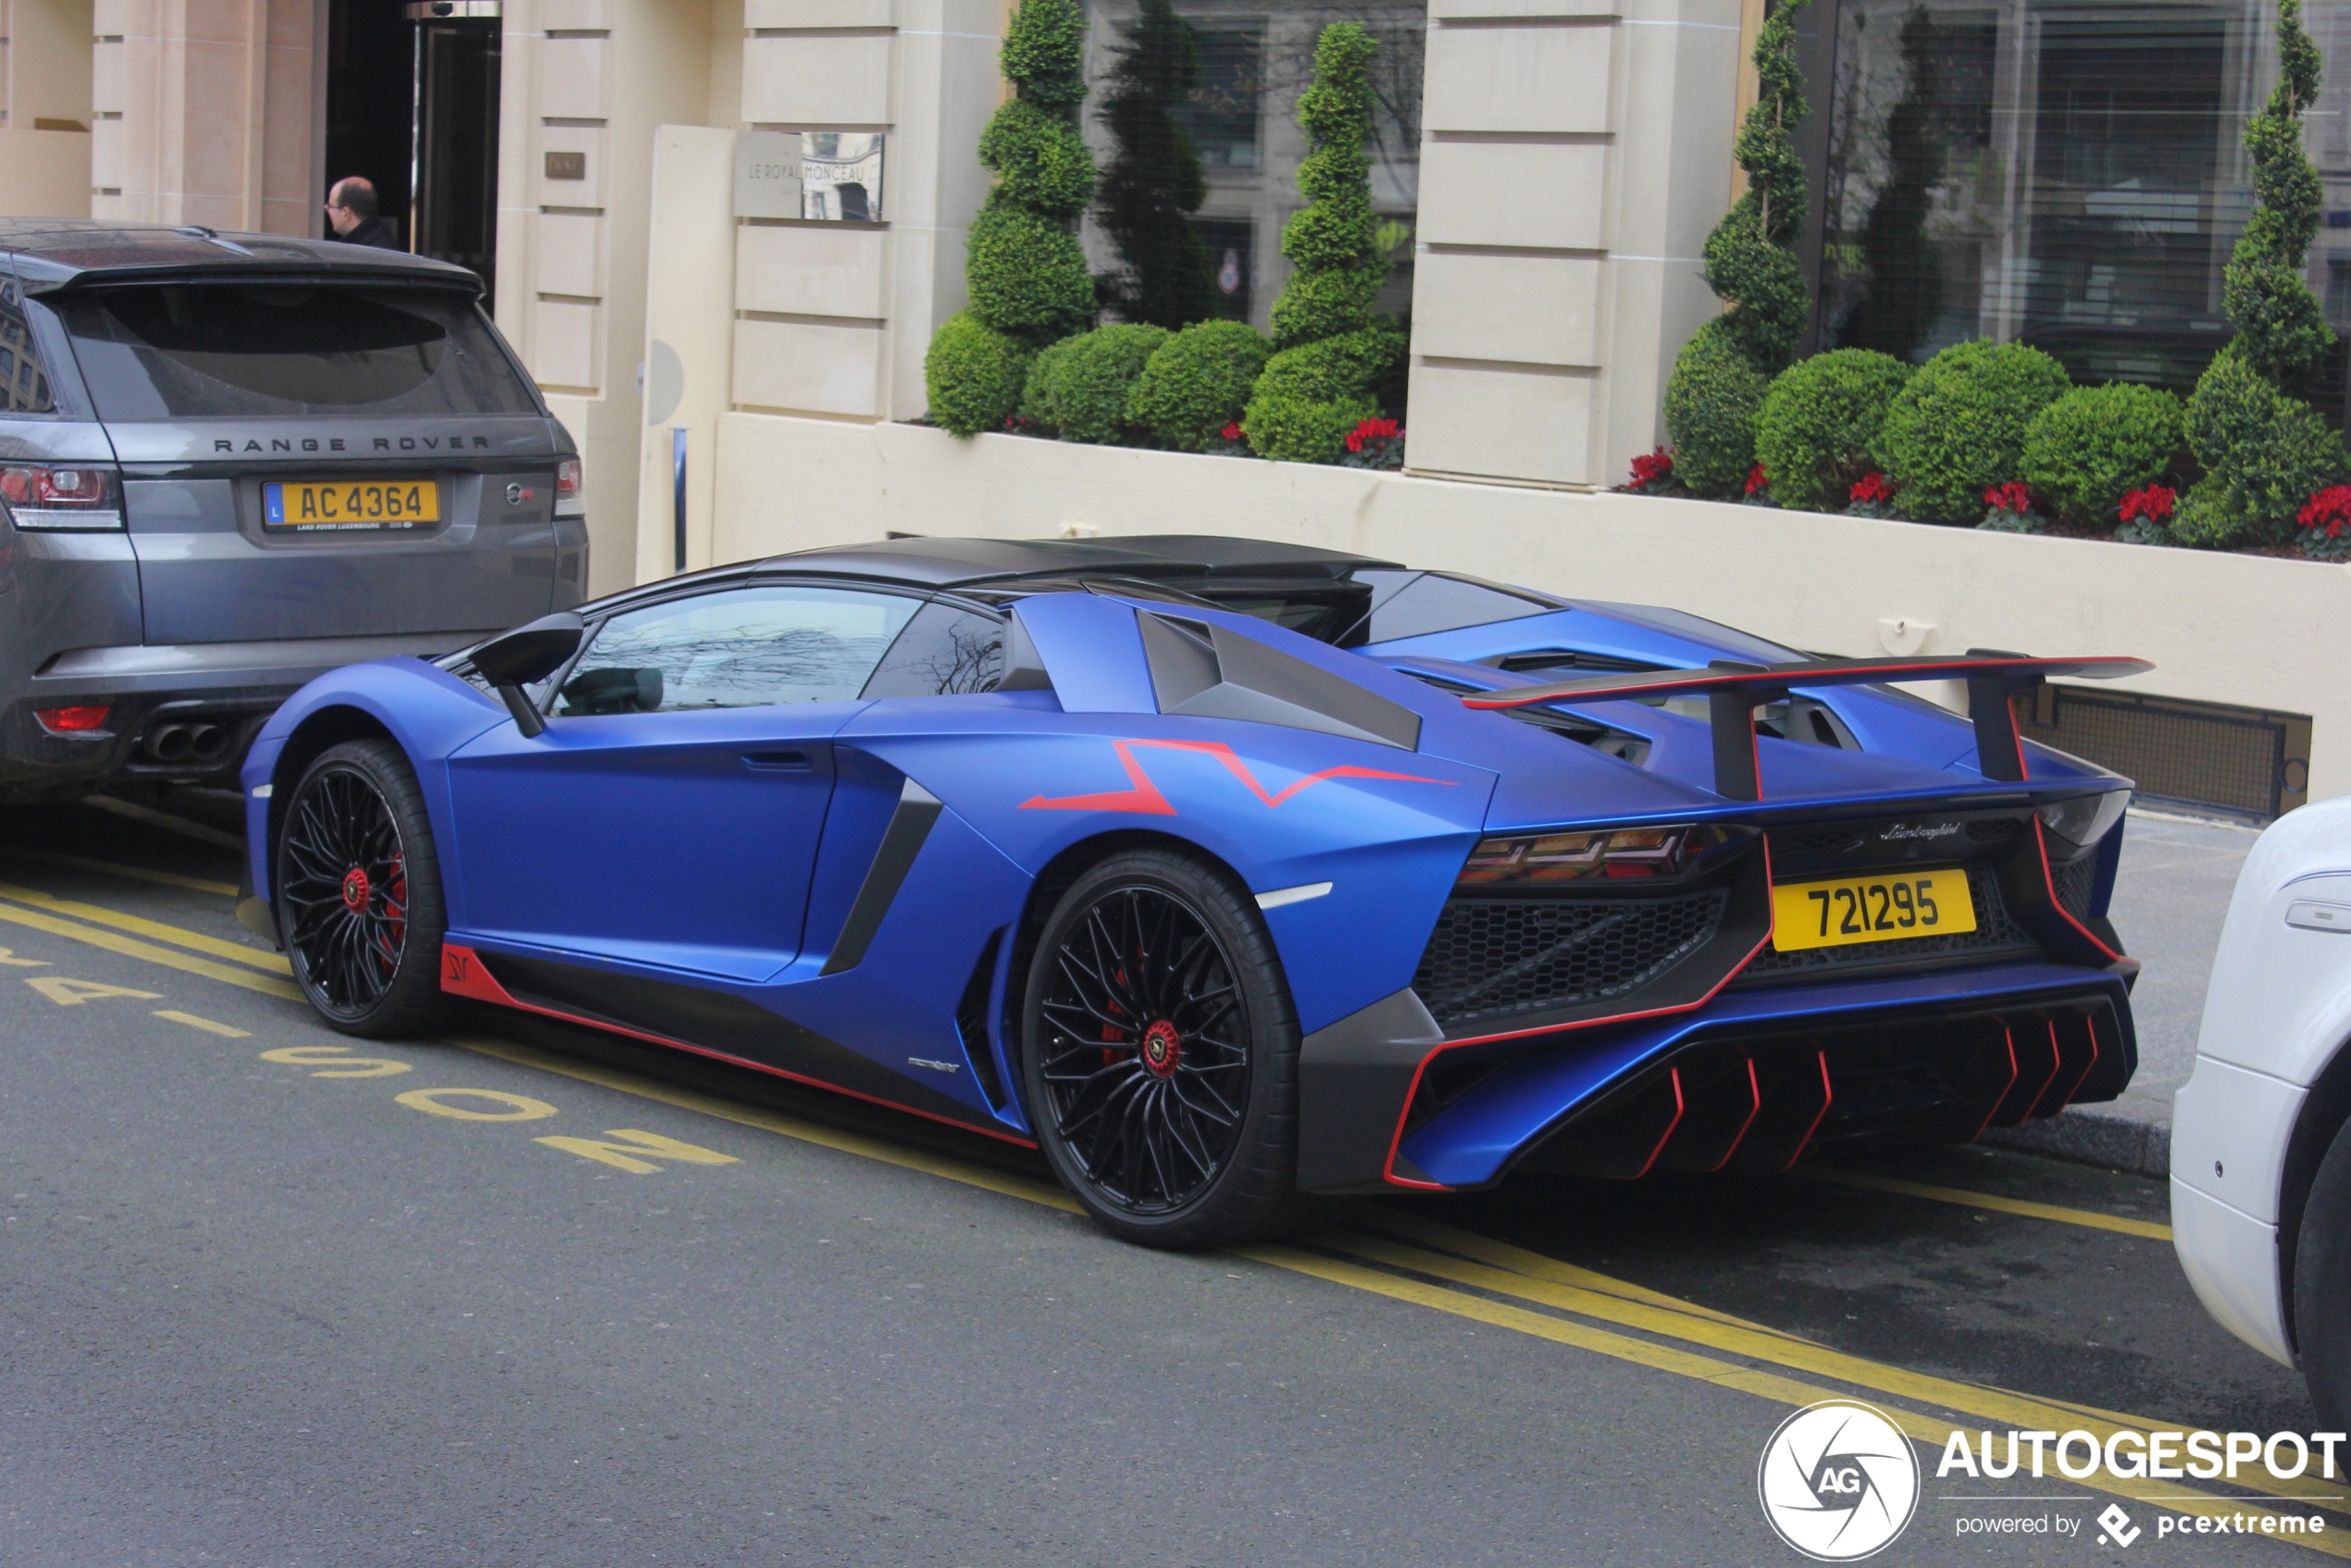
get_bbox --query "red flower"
[2298,484,2351,539]
[1345,417,1402,454]
[1744,465,1769,495]
[1984,480,2034,515]
[1629,448,1674,488]
[1847,471,1893,505]
[1219,421,1244,442]
[2119,484,2176,525]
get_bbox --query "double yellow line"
[2,846,2338,1549]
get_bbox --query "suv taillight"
[554,456,584,517]
[0,466,123,530]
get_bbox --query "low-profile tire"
[275,738,451,1039]
[1021,847,1314,1249]
[2298,1116,2351,1426]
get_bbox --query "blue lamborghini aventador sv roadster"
[241,536,2147,1247]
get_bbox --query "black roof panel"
[755,534,1398,588]
[2,219,479,292]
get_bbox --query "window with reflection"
[1812,0,2351,408]
[1081,1,1426,333]
[558,586,920,715]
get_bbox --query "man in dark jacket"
[325,179,403,250]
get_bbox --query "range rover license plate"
[1770,868,1976,951]
[264,479,440,530]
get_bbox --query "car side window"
[0,279,54,414]
[556,584,920,715]
[859,600,1005,698]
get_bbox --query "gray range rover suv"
[0,218,587,799]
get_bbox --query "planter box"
[712,413,2349,804]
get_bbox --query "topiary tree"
[1266,23,1385,350]
[925,0,1095,433]
[1020,323,1170,443]
[2018,383,2184,526]
[925,311,1039,436]
[1093,0,1214,330]
[2177,0,2346,545]
[1869,339,2069,522]
[1753,348,1910,511]
[1130,319,1272,451]
[1661,0,1812,495]
[1243,323,1404,464]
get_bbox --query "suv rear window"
[53,282,539,420]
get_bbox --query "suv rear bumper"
[1,629,501,795]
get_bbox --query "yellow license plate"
[264,479,440,529]
[1770,868,1976,952]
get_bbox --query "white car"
[2174,793,2351,1421]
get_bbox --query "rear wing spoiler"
[1460,653,2153,800]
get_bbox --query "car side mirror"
[471,612,583,738]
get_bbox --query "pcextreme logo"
[1758,1400,1922,1561]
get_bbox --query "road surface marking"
[257,1045,409,1077]
[0,899,300,1000]
[26,977,160,1006]
[394,1087,558,1121]
[1798,1168,2173,1241]
[535,1128,741,1173]
[155,1009,249,1037]
[0,882,290,974]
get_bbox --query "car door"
[443,580,922,980]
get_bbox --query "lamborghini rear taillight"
[1457,823,1756,886]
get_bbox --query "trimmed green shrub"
[2181,0,2345,546]
[967,205,1099,342]
[978,99,1097,218]
[1242,324,1402,464]
[1662,321,1770,499]
[2017,383,2183,525]
[2174,343,2347,546]
[1661,0,1810,491]
[1020,324,1169,443]
[1703,0,1812,373]
[1870,339,2069,522]
[927,0,1094,431]
[1266,24,1385,349]
[1130,319,1271,451]
[1753,348,1909,511]
[2225,0,2331,381]
[924,311,1036,437]
[1092,0,1214,329]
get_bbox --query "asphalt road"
[0,794,2331,1566]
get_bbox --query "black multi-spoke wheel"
[276,739,449,1038]
[1023,850,1313,1248]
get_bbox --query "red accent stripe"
[2048,1012,2102,1111]
[2034,817,2125,963]
[1706,1058,1765,1173]
[1021,738,1450,815]
[1629,1068,1687,1179]
[1968,1026,2022,1143]
[436,942,1039,1149]
[1782,1052,1835,1172]
[2018,1019,2063,1117]
[1376,839,1781,1188]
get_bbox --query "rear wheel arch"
[2279,1030,2351,1356]
[263,706,397,898]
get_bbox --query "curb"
[1981,1107,2171,1179]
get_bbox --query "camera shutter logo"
[1757,1400,1921,1560]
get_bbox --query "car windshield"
[53,282,540,419]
